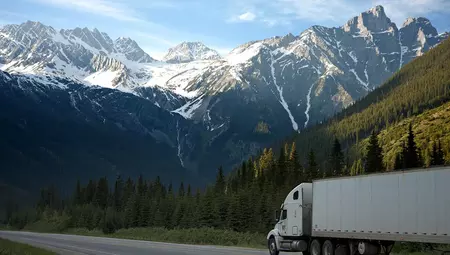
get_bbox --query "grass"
[65,227,267,249]
[0,238,56,255]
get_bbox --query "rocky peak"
[402,17,438,38]
[61,27,114,54]
[343,5,395,35]
[163,42,221,63]
[114,37,155,63]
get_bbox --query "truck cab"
[267,183,313,254]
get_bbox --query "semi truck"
[267,166,450,255]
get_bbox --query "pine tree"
[405,124,420,169]
[74,180,83,206]
[113,175,124,211]
[215,167,226,194]
[437,140,445,165]
[277,146,287,186]
[85,180,96,204]
[94,177,108,209]
[288,142,303,187]
[178,182,185,198]
[430,142,438,166]
[306,149,319,181]
[364,131,384,173]
[329,138,344,177]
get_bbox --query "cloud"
[225,0,450,27]
[31,0,143,22]
[373,0,450,25]
[227,11,257,23]
[238,12,256,21]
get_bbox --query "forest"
[5,123,448,240]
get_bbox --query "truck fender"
[267,229,282,248]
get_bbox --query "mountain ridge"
[0,5,448,190]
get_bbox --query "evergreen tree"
[437,140,445,165]
[288,142,303,187]
[364,131,384,173]
[113,175,124,211]
[405,124,420,169]
[306,149,319,181]
[94,177,108,209]
[215,167,226,194]
[85,180,96,204]
[277,146,287,186]
[74,180,83,206]
[329,138,344,177]
[430,142,438,166]
[178,182,185,198]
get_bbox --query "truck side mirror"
[275,210,280,222]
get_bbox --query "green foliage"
[364,131,384,173]
[0,237,56,254]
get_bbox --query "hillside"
[292,37,450,167]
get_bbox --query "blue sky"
[1,0,449,59]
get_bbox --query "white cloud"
[238,12,256,21]
[225,0,450,27]
[227,11,257,23]
[31,0,143,22]
[373,0,450,25]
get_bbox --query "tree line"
[5,124,447,235]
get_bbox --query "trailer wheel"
[311,239,322,255]
[322,240,335,255]
[268,237,279,255]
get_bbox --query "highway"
[0,231,268,255]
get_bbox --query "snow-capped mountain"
[0,5,448,186]
[162,42,221,63]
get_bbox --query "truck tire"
[311,239,322,255]
[322,240,335,255]
[268,237,279,255]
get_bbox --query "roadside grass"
[0,237,56,255]
[65,227,267,249]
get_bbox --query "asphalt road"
[0,231,269,255]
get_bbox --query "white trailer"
[267,166,450,255]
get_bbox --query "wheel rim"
[312,241,320,255]
[269,239,276,254]
[323,242,331,255]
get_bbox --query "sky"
[1,0,449,60]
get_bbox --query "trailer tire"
[311,239,322,255]
[322,240,335,255]
[268,237,279,255]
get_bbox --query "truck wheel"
[268,237,279,255]
[311,239,322,255]
[322,240,335,255]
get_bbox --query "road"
[0,231,268,255]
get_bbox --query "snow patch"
[348,51,358,63]
[176,120,185,167]
[269,51,298,131]
[349,69,368,90]
[84,70,119,89]
[172,96,204,119]
[304,83,314,128]
[226,42,263,65]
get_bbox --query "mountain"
[289,36,450,169]
[162,42,221,63]
[0,71,199,193]
[0,6,448,191]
